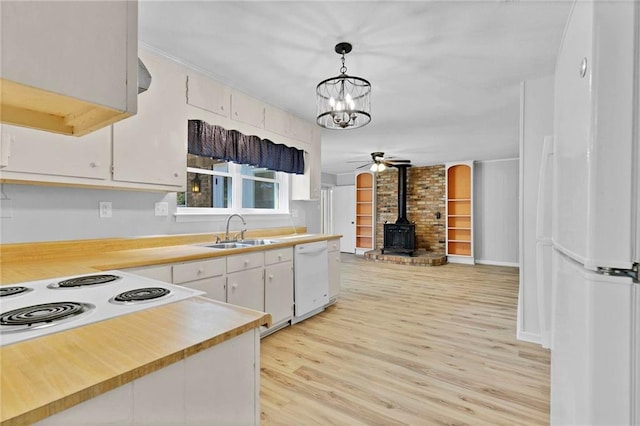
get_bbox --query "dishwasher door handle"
[296,245,327,256]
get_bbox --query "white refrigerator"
[550,1,640,425]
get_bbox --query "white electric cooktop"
[0,270,204,347]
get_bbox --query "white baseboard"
[447,256,475,265]
[517,330,542,345]
[476,259,520,267]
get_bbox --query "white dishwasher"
[292,241,329,324]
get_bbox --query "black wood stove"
[381,165,416,256]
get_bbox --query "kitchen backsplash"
[0,184,319,244]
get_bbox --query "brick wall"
[375,165,446,253]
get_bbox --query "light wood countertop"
[0,229,341,425]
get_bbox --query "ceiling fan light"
[378,163,386,172]
[316,42,371,130]
[370,163,378,172]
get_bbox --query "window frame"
[176,161,290,217]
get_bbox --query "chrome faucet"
[224,214,247,242]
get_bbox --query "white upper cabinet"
[0,123,111,181]
[112,52,187,190]
[264,106,312,144]
[291,127,321,200]
[230,91,265,129]
[0,1,138,136]
[186,73,230,118]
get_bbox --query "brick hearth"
[364,249,447,266]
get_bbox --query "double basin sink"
[200,239,281,250]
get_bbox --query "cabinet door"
[328,251,341,300]
[186,73,230,118]
[182,276,226,303]
[265,262,293,325]
[264,105,291,137]
[112,52,187,189]
[227,268,264,312]
[230,91,264,128]
[0,123,110,180]
[1,1,136,135]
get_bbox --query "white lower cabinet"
[264,261,293,328]
[133,358,185,424]
[173,258,226,302]
[263,247,293,334]
[123,264,172,282]
[328,243,341,304]
[35,382,133,425]
[185,330,258,425]
[34,330,260,425]
[227,267,264,312]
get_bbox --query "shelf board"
[357,187,373,190]
[448,198,471,202]
[448,239,471,243]
[448,227,471,230]
[447,215,471,218]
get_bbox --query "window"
[177,154,289,215]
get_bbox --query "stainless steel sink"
[199,239,280,249]
[237,239,280,246]
[200,242,252,249]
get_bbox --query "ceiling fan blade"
[385,159,411,163]
[347,160,370,163]
[356,163,371,169]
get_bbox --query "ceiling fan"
[350,152,411,171]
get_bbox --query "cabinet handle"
[197,268,204,275]
[268,274,274,280]
[90,162,100,168]
[244,260,249,265]
[278,254,282,259]
[231,283,238,290]
[173,172,179,178]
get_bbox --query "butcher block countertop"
[0,228,341,425]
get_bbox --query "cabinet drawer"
[227,252,264,274]
[173,258,225,284]
[264,247,293,265]
[328,240,340,253]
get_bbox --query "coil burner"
[0,301,95,333]
[110,287,171,304]
[0,286,32,298]
[48,274,121,289]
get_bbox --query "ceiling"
[138,1,572,175]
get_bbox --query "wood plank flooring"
[260,254,550,425]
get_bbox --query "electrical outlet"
[99,202,112,218]
[154,202,169,217]
[291,209,298,218]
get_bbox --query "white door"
[332,185,356,253]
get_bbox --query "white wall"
[0,183,315,243]
[473,159,520,266]
[518,76,554,345]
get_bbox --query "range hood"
[0,58,152,137]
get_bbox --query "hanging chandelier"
[316,42,371,129]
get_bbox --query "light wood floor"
[260,254,550,425]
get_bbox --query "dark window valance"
[188,120,305,175]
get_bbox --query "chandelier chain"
[340,53,347,75]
